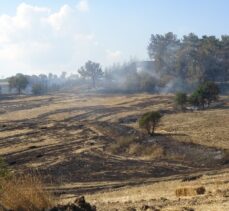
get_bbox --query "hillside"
[0,93,228,210]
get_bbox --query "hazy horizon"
[0,0,229,78]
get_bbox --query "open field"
[84,169,229,211]
[0,92,228,210]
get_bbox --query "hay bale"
[175,186,205,197]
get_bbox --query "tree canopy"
[174,92,187,110]
[8,74,29,94]
[189,81,220,109]
[78,61,103,88]
[148,32,229,87]
[139,111,162,135]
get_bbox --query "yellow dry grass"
[0,128,32,139]
[160,109,229,149]
[0,94,170,122]
[47,110,86,121]
[127,142,165,159]
[0,93,228,210]
[175,186,205,197]
[0,175,54,210]
[84,169,229,211]
[0,136,58,155]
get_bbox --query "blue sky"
[0,0,228,77]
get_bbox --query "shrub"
[128,143,164,159]
[139,73,156,92]
[109,136,136,153]
[174,92,187,110]
[202,81,220,106]
[0,158,9,178]
[143,144,165,159]
[189,81,220,109]
[109,136,165,160]
[189,90,203,108]
[128,143,143,155]
[139,111,162,135]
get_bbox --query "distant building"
[0,81,33,95]
[0,81,11,94]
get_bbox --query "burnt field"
[0,92,228,198]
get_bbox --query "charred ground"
[0,93,228,209]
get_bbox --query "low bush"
[189,81,220,109]
[109,136,164,160]
[128,143,164,159]
[174,92,187,110]
[109,136,136,154]
[0,158,9,178]
[139,111,162,135]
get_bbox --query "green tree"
[176,33,202,83]
[189,81,220,109]
[8,74,29,94]
[202,81,220,106]
[32,83,47,95]
[139,111,162,136]
[219,35,229,81]
[148,32,180,78]
[147,32,229,92]
[78,61,103,88]
[174,92,187,110]
[199,36,221,82]
[139,72,157,92]
[189,89,205,109]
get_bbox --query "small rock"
[141,205,160,211]
[47,196,96,211]
[126,207,136,211]
[182,207,195,211]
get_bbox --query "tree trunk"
[92,77,95,88]
[202,103,205,110]
[152,124,155,135]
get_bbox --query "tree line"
[1,32,229,95]
[103,32,229,93]
[148,32,229,88]
[1,72,80,95]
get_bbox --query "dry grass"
[128,143,165,159]
[0,136,59,156]
[84,170,229,210]
[0,175,54,211]
[109,135,165,160]
[0,128,33,139]
[160,108,229,149]
[109,136,136,154]
[0,93,228,210]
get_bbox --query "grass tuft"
[109,136,164,159]
[0,174,54,210]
